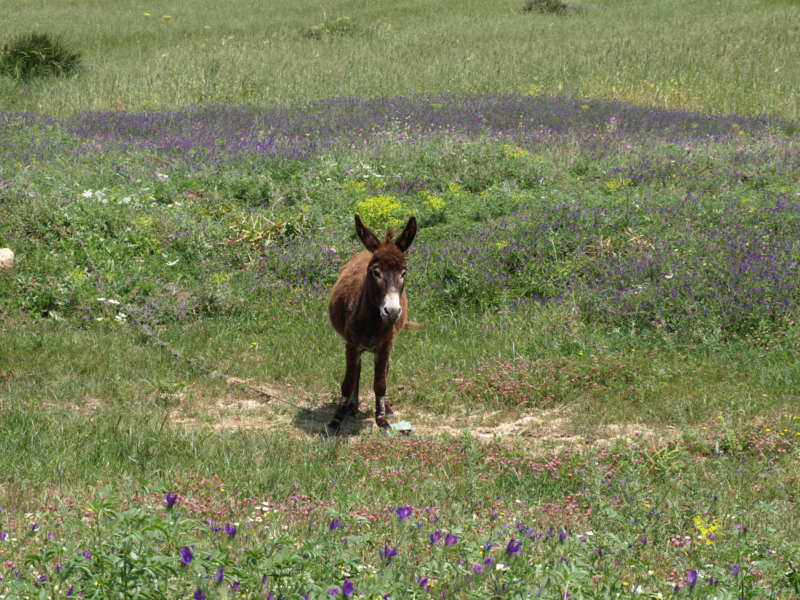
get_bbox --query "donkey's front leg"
[373,343,395,429]
[328,344,361,433]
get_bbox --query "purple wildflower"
[180,546,193,565]
[225,523,237,538]
[329,588,340,596]
[83,550,92,560]
[429,530,441,545]
[194,589,206,600]
[380,544,398,564]
[444,533,458,547]
[165,491,178,508]
[396,506,413,521]
[329,518,340,531]
[687,569,698,587]
[67,585,74,596]
[506,537,523,555]
[342,579,354,596]
[215,566,224,583]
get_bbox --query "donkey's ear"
[355,214,381,252]
[394,216,417,253]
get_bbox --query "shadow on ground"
[293,403,375,438]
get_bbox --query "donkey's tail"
[402,321,425,332]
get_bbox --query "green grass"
[0,0,799,117]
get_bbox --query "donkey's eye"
[401,271,407,279]
[372,269,381,279]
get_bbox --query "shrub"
[520,0,568,14]
[0,32,82,80]
[356,195,406,233]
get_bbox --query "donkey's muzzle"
[380,292,402,324]
[380,307,402,324]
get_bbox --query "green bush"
[0,32,82,80]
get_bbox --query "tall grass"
[0,0,798,117]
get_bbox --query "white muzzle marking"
[381,291,402,323]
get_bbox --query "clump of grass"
[521,0,568,14]
[306,16,358,40]
[0,32,82,80]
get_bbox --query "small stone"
[0,248,13,269]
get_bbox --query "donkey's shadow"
[292,400,375,438]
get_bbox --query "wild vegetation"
[1,0,800,598]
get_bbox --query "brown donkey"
[327,214,417,433]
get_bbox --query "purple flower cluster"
[235,191,800,334]
[1,93,793,184]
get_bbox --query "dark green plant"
[521,0,568,14]
[0,32,82,80]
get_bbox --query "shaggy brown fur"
[327,214,417,432]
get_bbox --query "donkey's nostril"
[382,307,402,323]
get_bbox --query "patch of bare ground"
[167,380,667,450]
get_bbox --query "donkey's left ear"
[394,216,417,253]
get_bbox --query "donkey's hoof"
[326,419,342,434]
[377,420,391,432]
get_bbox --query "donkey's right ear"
[355,214,381,252]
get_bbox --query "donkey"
[327,214,417,433]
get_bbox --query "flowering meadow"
[1,411,800,599]
[1,89,800,598]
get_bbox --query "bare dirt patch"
[168,382,665,449]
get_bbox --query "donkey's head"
[355,214,417,325]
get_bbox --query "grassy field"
[2,0,800,598]
[0,0,799,117]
